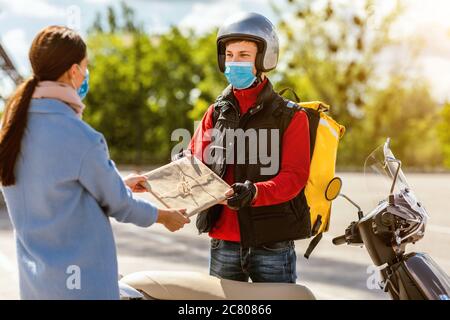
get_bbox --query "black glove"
[227,180,257,210]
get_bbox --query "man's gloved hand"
[226,180,257,210]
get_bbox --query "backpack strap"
[212,104,221,127]
[304,232,323,259]
[211,99,223,126]
[279,87,300,103]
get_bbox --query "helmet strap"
[256,70,264,84]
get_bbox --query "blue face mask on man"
[224,61,257,89]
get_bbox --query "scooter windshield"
[363,138,410,208]
[364,138,430,239]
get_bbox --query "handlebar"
[332,235,347,245]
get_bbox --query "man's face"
[225,41,258,75]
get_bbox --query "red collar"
[233,78,268,115]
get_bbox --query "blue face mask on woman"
[74,65,89,100]
[224,61,257,89]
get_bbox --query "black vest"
[196,80,311,248]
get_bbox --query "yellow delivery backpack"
[281,90,345,258]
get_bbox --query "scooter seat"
[120,271,315,300]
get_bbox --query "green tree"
[188,29,227,121]
[82,1,445,170]
[349,76,443,168]
[438,103,450,168]
[273,0,403,126]
[84,2,223,164]
[84,3,161,164]
[272,0,444,169]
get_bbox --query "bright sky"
[0,0,449,101]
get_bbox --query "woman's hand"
[157,208,190,232]
[123,173,148,193]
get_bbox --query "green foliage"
[84,29,159,164]
[83,3,225,164]
[340,76,443,168]
[188,30,227,121]
[273,0,444,169]
[274,0,403,126]
[82,1,447,170]
[438,103,450,168]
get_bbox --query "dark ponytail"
[0,26,86,186]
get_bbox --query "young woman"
[0,26,189,299]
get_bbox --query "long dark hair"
[0,26,86,186]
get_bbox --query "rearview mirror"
[325,177,342,201]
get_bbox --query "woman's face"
[225,41,258,75]
[68,56,88,89]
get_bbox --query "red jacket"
[188,79,310,242]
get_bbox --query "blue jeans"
[209,239,297,283]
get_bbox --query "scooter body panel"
[358,204,397,266]
[399,252,450,300]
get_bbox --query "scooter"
[119,138,450,300]
[328,138,450,300]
